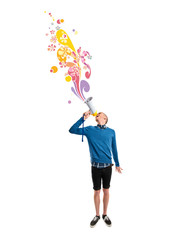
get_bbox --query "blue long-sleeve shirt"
[69,117,120,167]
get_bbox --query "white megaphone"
[84,97,97,116]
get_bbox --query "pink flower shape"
[50,30,55,34]
[59,62,67,68]
[48,44,56,51]
[82,51,87,56]
[68,66,80,81]
[50,35,57,43]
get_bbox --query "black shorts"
[91,165,112,191]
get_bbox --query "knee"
[103,188,109,195]
[94,190,101,196]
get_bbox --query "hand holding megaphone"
[83,110,91,120]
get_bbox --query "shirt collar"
[97,124,107,129]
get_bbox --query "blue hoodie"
[69,117,120,167]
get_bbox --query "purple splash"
[80,80,90,100]
[71,87,82,100]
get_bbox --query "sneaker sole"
[103,221,112,227]
[90,225,96,228]
[90,223,100,228]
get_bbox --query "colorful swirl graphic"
[44,12,92,102]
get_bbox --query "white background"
[0,0,173,239]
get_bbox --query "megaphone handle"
[82,114,84,142]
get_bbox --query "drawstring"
[82,114,84,142]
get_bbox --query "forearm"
[112,131,120,167]
[69,116,85,135]
[112,152,120,167]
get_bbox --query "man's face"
[95,112,107,124]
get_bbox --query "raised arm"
[69,110,91,135]
[69,117,85,135]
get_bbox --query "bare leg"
[94,190,101,216]
[103,188,109,215]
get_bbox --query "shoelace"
[105,216,109,220]
[93,216,99,221]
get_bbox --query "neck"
[98,122,105,126]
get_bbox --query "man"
[69,110,123,228]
